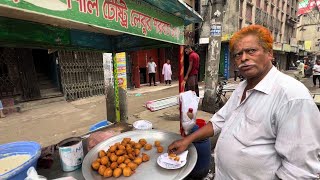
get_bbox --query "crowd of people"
[294,56,320,88]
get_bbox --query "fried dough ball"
[169,153,176,158]
[154,140,161,147]
[129,141,135,146]
[119,163,127,169]
[91,161,100,170]
[128,153,135,160]
[117,156,125,164]
[121,140,128,146]
[134,143,142,149]
[144,144,152,150]
[133,157,143,165]
[98,165,107,176]
[157,146,164,153]
[106,152,112,157]
[103,167,113,177]
[142,153,150,162]
[100,156,109,165]
[96,158,101,163]
[98,150,106,158]
[113,168,122,178]
[124,154,129,160]
[118,144,126,150]
[138,139,147,146]
[123,166,133,177]
[109,145,117,153]
[127,162,138,170]
[110,154,118,162]
[134,149,140,156]
[123,137,131,142]
[124,158,131,164]
[110,162,118,170]
[126,148,133,154]
[116,149,125,156]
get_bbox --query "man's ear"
[268,50,274,61]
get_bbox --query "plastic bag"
[180,91,200,135]
[25,167,47,180]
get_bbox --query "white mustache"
[238,63,255,68]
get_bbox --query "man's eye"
[248,49,256,54]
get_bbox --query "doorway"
[32,49,62,98]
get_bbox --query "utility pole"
[202,0,225,113]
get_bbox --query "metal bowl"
[82,130,197,180]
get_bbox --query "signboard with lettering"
[223,44,230,79]
[116,52,127,90]
[210,24,221,37]
[0,0,184,44]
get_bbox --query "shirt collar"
[235,66,278,95]
[253,66,278,95]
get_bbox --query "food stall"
[0,0,202,179]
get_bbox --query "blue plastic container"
[89,120,111,132]
[189,125,211,178]
[0,141,41,180]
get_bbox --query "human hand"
[184,76,188,82]
[167,138,190,155]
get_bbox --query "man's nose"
[240,52,249,62]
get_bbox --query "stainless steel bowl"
[82,130,197,180]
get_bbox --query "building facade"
[198,0,300,80]
[296,5,320,61]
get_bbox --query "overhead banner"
[0,0,184,44]
[298,0,320,15]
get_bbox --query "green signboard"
[0,0,184,44]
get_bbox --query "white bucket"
[57,137,84,172]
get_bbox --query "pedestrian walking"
[162,59,172,85]
[168,25,320,179]
[313,59,320,87]
[184,45,200,96]
[294,60,304,81]
[147,57,157,86]
[304,57,312,78]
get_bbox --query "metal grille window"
[246,4,253,22]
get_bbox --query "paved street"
[0,70,319,147]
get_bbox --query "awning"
[142,0,203,26]
[0,0,203,46]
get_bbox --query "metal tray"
[82,130,197,180]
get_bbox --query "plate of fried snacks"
[82,130,197,180]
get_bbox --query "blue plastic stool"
[89,120,111,132]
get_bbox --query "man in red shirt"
[184,45,200,96]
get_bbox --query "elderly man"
[168,25,320,179]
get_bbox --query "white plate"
[157,154,187,169]
[133,120,152,130]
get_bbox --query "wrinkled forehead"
[233,35,261,51]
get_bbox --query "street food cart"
[0,0,202,179]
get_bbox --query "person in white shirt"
[147,57,157,86]
[162,59,172,85]
[294,60,305,81]
[312,59,320,87]
[168,25,320,180]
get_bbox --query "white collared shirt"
[210,67,320,180]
